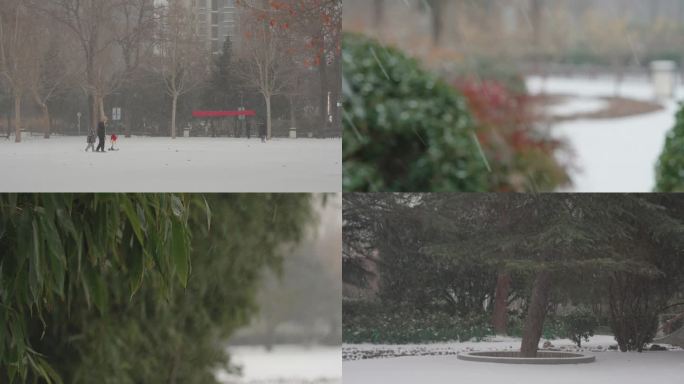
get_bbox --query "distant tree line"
[0,0,342,142]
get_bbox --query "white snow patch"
[343,336,684,384]
[0,136,341,192]
[217,345,341,384]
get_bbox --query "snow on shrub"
[342,34,489,192]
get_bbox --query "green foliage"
[655,103,684,192]
[0,194,316,384]
[0,194,195,383]
[342,301,576,345]
[505,313,567,341]
[342,34,489,192]
[343,301,492,344]
[343,194,684,349]
[561,308,598,347]
[203,36,246,110]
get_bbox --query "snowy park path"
[527,76,676,192]
[343,336,684,384]
[0,137,341,192]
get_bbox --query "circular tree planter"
[457,351,596,365]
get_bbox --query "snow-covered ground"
[217,345,341,384]
[0,136,341,192]
[526,76,676,192]
[343,336,684,384]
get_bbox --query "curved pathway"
[527,76,676,192]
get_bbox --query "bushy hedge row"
[343,302,492,344]
[344,302,599,345]
[342,33,489,192]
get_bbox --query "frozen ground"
[343,336,684,384]
[217,345,341,384]
[527,76,677,192]
[0,136,341,192]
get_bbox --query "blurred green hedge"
[656,103,684,191]
[342,34,489,192]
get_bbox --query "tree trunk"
[520,270,553,357]
[289,96,296,131]
[330,58,342,136]
[41,103,51,139]
[14,95,22,143]
[91,94,99,130]
[492,272,512,335]
[265,94,272,140]
[428,0,444,46]
[531,0,542,44]
[319,60,328,137]
[98,95,106,121]
[373,0,384,25]
[33,91,51,139]
[171,94,178,139]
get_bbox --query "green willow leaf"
[203,196,212,231]
[128,240,145,298]
[171,220,189,287]
[121,198,145,246]
[171,195,184,218]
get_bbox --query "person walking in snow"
[95,118,107,152]
[85,128,96,152]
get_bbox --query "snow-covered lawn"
[343,336,684,384]
[526,76,676,192]
[217,345,341,384]
[0,136,341,192]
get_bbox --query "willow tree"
[0,194,196,383]
[0,193,317,383]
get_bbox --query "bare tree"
[530,0,543,49]
[156,0,207,139]
[266,0,342,137]
[426,0,447,45]
[237,1,296,140]
[28,21,79,138]
[113,0,159,135]
[0,0,35,142]
[37,0,125,130]
[114,0,158,73]
[373,0,384,26]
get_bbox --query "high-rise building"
[185,0,239,53]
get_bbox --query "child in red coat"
[110,133,118,151]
